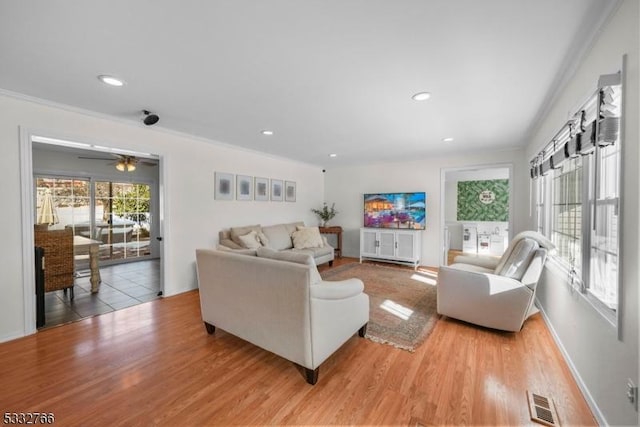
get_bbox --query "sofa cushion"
[292,226,324,249]
[230,224,261,247]
[262,224,293,250]
[283,222,305,235]
[219,238,243,250]
[293,245,333,258]
[237,230,262,249]
[256,247,322,284]
[495,238,539,280]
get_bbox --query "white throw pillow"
[256,231,270,247]
[292,226,323,249]
[237,230,262,249]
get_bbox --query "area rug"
[321,263,440,352]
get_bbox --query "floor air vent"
[527,391,559,426]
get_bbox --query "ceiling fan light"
[116,161,126,171]
[127,163,136,172]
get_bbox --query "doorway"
[440,164,513,266]
[22,132,164,331]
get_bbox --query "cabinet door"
[361,230,378,257]
[395,232,416,260]
[378,231,396,258]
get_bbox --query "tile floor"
[42,259,161,329]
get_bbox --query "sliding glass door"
[35,176,154,264]
[95,181,152,261]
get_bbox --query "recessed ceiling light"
[97,75,125,87]
[261,130,274,136]
[329,153,337,158]
[412,92,431,101]
[442,137,454,142]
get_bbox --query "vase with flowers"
[312,202,338,227]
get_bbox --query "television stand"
[359,228,421,270]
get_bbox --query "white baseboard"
[0,330,27,344]
[535,299,608,426]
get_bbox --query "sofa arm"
[311,279,364,300]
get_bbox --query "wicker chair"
[34,227,75,300]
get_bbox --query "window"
[533,174,546,235]
[588,141,620,309]
[531,77,622,323]
[551,156,582,274]
[35,177,90,230]
[95,181,152,261]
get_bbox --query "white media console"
[359,228,422,269]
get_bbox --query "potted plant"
[312,202,338,227]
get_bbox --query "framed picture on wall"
[271,179,283,202]
[236,174,253,201]
[285,181,296,202]
[254,177,269,201]
[214,172,234,200]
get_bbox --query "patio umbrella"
[37,189,59,225]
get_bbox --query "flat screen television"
[363,192,426,230]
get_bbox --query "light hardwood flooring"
[0,258,595,426]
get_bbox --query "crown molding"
[0,87,321,169]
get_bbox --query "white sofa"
[195,248,369,384]
[218,221,335,266]
[437,231,554,332]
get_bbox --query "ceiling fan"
[78,154,157,172]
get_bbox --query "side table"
[319,226,343,258]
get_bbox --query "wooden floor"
[0,258,595,426]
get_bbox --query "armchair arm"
[437,266,534,332]
[311,279,364,300]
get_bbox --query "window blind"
[530,72,621,178]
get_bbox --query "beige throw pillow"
[229,224,261,247]
[292,226,324,249]
[237,230,262,249]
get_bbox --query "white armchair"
[437,231,554,332]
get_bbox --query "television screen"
[364,192,426,230]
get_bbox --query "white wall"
[324,149,526,267]
[0,93,324,342]
[444,180,458,223]
[524,1,638,425]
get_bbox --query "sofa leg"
[204,322,216,335]
[304,367,319,385]
[358,323,367,338]
[329,260,334,267]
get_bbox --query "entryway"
[440,164,513,266]
[22,133,164,331]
